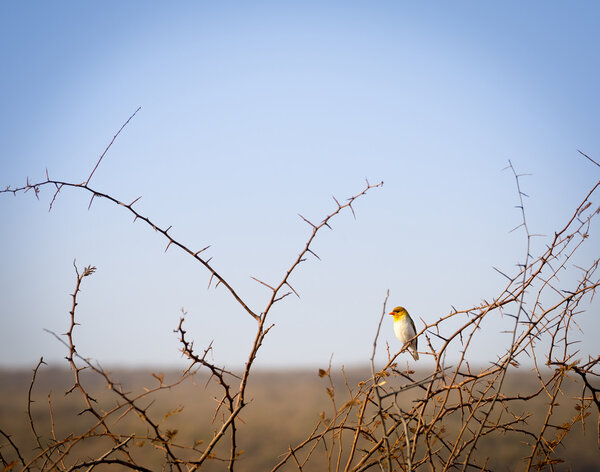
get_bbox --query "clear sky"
[1,1,599,370]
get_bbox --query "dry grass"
[1,366,598,471]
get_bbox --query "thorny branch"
[0,111,383,470]
[274,157,600,471]
[1,111,598,471]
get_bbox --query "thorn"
[195,245,211,256]
[273,292,292,303]
[348,203,356,219]
[298,213,316,229]
[307,248,321,260]
[250,276,275,291]
[129,196,142,207]
[493,266,512,281]
[509,223,524,233]
[286,281,300,298]
[578,149,600,167]
[427,331,448,342]
[165,241,173,252]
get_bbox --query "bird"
[389,306,419,360]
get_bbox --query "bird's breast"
[394,318,416,342]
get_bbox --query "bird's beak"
[388,312,394,315]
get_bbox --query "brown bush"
[1,113,598,471]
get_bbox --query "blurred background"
[1,1,599,370]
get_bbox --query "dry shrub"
[1,113,598,471]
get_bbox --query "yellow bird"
[389,306,419,360]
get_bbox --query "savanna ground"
[1,365,598,471]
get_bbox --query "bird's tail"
[410,349,419,361]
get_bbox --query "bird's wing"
[408,314,417,334]
[408,315,418,350]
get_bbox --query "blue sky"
[1,1,599,369]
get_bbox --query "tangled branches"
[0,111,598,470]
[273,159,600,471]
[0,111,384,470]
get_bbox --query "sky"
[1,1,599,371]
